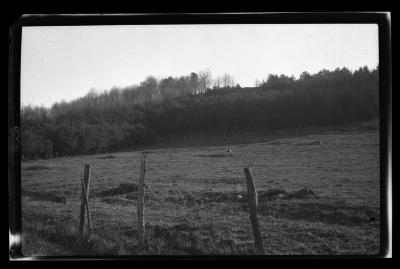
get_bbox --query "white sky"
[21,24,379,108]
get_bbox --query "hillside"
[20,66,379,160]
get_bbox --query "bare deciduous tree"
[213,75,221,89]
[198,69,213,93]
[221,73,235,88]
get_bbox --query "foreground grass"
[21,187,380,256]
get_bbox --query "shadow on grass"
[195,153,233,158]
[22,189,67,204]
[122,222,255,255]
[96,183,151,198]
[258,202,379,227]
[164,188,318,207]
[97,183,139,197]
[97,155,115,159]
[23,165,50,171]
[23,213,123,256]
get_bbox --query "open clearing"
[21,128,380,256]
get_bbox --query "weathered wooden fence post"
[79,164,92,235]
[81,173,92,233]
[244,167,265,255]
[137,153,147,249]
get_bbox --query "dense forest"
[20,66,379,160]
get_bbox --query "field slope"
[21,125,380,256]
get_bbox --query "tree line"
[20,66,378,160]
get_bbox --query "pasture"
[20,126,380,256]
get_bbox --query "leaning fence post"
[80,174,92,233]
[137,153,147,249]
[79,164,91,235]
[244,167,265,254]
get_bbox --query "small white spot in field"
[277,194,286,199]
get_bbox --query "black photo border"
[8,12,392,260]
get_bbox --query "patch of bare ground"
[101,197,135,206]
[258,201,379,227]
[195,153,233,158]
[163,188,318,206]
[97,155,115,159]
[22,189,67,204]
[96,183,149,197]
[23,165,50,171]
[295,141,322,146]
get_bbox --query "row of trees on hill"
[20,66,378,160]
[83,69,238,106]
[145,67,378,133]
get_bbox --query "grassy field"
[20,121,380,256]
